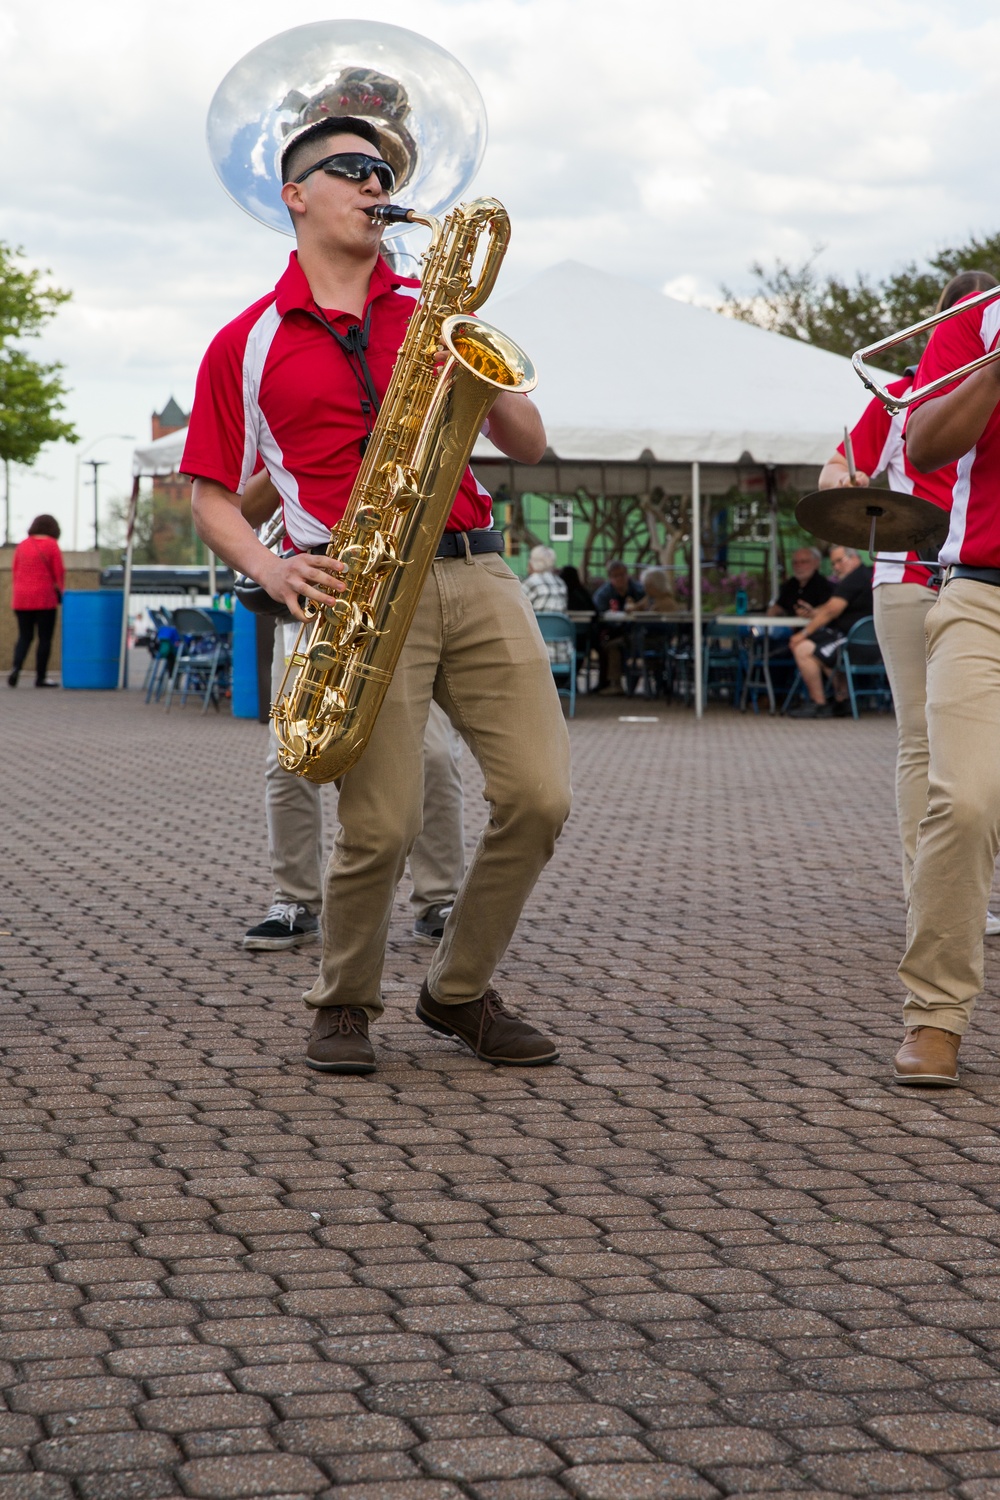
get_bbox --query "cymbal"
[796,488,950,553]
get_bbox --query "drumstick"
[844,426,857,484]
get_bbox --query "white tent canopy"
[473,260,888,466]
[132,426,189,477]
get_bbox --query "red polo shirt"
[904,293,1000,568]
[837,377,953,589]
[181,253,492,549]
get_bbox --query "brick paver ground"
[4,687,1000,1500]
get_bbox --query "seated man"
[593,559,643,614]
[593,560,643,692]
[787,545,874,718]
[768,547,834,618]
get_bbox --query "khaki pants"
[304,552,572,1019]
[265,627,466,917]
[873,583,936,898]
[899,579,1000,1035]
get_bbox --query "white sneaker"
[987,911,1000,937]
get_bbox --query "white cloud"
[2,0,999,540]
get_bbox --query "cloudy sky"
[3,0,998,544]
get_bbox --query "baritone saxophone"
[270,197,537,784]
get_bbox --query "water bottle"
[735,589,749,615]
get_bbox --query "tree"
[720,230,1000,370]
[0,351,77,535]
[0,242,71,343]
[101,488,156,568]
[572,488,656,582]
[641,487,690,605]
[0,242,77,543]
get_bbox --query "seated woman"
[629,566,676,613]
[522,545,568,613]
[522,546,570,664]
[560,564,597,615]
[625,565,678,696]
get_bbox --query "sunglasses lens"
[323,154,394,191]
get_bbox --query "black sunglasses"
[292,152,395,193]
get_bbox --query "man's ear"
[281,181,306,219]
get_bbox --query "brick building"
[149,397,194,563]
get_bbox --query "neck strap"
[306,303,380,454]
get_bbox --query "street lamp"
[72,434,134,551]
[87,459,109,551]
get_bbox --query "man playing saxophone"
[184,116,571,1073]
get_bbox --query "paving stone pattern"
[4,689,1000,1500]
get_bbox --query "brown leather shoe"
[893,1026,961,1087]
[305,1006,376,1074]
[416,980,558,1066]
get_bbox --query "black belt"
[309,529,504,560]
[435,529,505,559]
[945,565,1000,588]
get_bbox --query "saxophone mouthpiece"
[366,204,415,224]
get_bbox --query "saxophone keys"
[321,686,348,717]
[308,642,341,670]
[354,505,383,534]
[340,543,375,576]
[387,463,423,511]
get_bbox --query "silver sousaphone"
[207,20,489,609]
[206,19,488,250]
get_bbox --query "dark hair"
[28,514,61,540]
[281,116,383,185]
[936,270,999,314]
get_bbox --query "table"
[563,612,695,696]
[711,614,803,714]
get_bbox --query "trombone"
[853,284,1000,414]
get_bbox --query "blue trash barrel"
[231,601,259,718]
[61,590,123,690]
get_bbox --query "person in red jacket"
[8,514,65,688]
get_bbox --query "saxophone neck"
[366,205,439,236]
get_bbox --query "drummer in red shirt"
[7,514,64,688]
[818,273,996,905]
[892,277,1000,1086]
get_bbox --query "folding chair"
[838,616,891,719]
[534,612,577,717]
[143,607,178,704]
[165,607,233,713]
[625,620,673,699]
[702,620,745,706]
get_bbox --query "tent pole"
[766,465,779,605]
[117,476,140,690]
[692,461,703,719]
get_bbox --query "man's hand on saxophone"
[192,475,347,621]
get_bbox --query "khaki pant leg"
[873,583,935,900]
[899,580,1000,1035]
[409,701,465,918]
[426,554,573,1004]
[303,579,442,1020]
[265,624,324,911]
